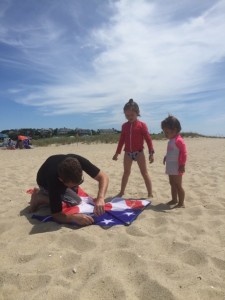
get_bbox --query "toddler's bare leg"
[167,176,178,205]
[172,176,185,208]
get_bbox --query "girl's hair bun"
[123,98,140,116]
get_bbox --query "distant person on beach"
[7,138,15,149]
[161,115,187,208]
[112,99,154,198]
[16,139,24,149]
[29,154,109,225]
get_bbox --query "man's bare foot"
[29,188,40,212]
[167,200,178,205]
[148,194,153,198]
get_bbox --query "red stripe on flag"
[125,200,144,209]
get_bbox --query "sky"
[0,0,225,136]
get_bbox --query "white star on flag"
[100,219,115,225]
[124,212,135,216]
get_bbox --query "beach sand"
[0,138,225,300]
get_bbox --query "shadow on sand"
[20,205,83,235]
[20,196,171,234]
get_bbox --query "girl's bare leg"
[136,152,153,197]
[117,153,133,197]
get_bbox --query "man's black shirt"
[37,154,100,213]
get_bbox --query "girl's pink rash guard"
[116,120,154,154]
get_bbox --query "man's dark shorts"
[39,186,82,206]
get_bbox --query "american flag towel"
[29,187,151,227]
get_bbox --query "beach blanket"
[27,187,151,227]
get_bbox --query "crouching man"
[29,154,109,226]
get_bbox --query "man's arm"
[52,212,94,226]
[93,170,109,216]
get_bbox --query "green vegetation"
[32,134,120,147]
[1,127,222,148]
[31,132,216,147]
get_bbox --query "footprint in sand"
[134,276,176,300]
[126,225,148,237]
[107,250,143,269]
[36,251,82,273]
[210,257,225,270]
[0,271,51,292]
[57,233,97,252]
[180,249,208,266]
[16,254,37,264]
[0,222,14,235]
[79,275,126,299]
[198,287,225,300]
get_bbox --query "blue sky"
[0,0,225,136]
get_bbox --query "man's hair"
[161,115,182,132]
[123,98,140,116]
[58,157,82,183]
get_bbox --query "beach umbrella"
[0,133,8,139]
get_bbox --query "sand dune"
[0,138,225,300]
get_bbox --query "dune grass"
[31,132,210,147]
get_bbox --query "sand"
[0,138,225,300]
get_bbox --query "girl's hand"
[163,156,166,165]
[149,154,154,164]
[112,153,118,161]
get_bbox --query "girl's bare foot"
[115,192,124,198]
[173,202,185,208]
[167,199,178,205]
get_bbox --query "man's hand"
[94,170,108,215]
[73,214,94,226]
[52,212,94,226]
[94,197,105,216]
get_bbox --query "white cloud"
[1,0,225,133]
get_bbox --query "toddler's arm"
[175,136,187,168]
[179,165,185,173]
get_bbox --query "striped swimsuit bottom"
[127,150,143,161]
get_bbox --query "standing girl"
[161,115,187,208]
[112,99,154,198]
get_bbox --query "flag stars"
[100,219,115,225]
[123,212,135,217]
